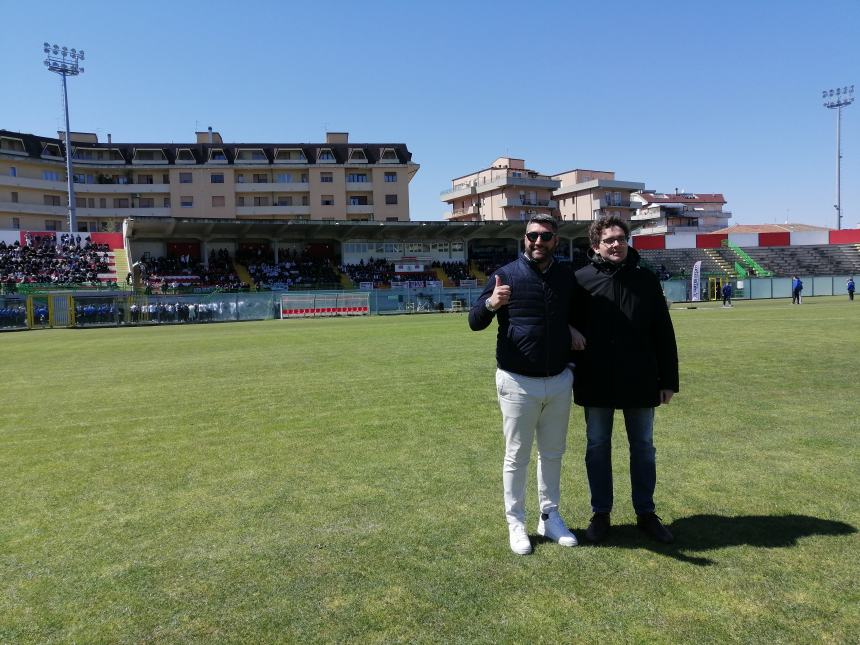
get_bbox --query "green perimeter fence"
[1,275,856,332]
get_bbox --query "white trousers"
[496,368,573,526]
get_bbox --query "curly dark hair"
[588,215,629,248]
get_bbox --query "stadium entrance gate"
[280,292,369,318]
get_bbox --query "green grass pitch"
[1,297,858,642]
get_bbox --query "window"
[320,172,333,183]
[384,172,397,183]
[236,174,246,183]
[88,198,95,208]
[11,217,20,229]
[301,195,309,206]
[163,197,170,207]
[45,220,59,231]
[42,170,60,181]
[385,194,398,205]
[349,196,368,206]
[253,196,270,207]
[76,197,87,207]
[113,198,130,208]
[277,196,293,206]
[73,173,88,184]
[236,196,245,207]
[139,198,154,208]
[11,191,18,203]
[179,172,192,184]
[9,167,16,177]
[99,198,106,208]
[180,196,193,208]
[44,195,61,206]
[162,174,170,184]
[275,173,292,183]
[211,173,224,184]
[212,196,225,207]
[116,175,128,185]
[138,174,154,184]
[253,173,268,183]
[321,195,334,206]
[318,149,335,161]
[348,173,368,183]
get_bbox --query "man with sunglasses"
[570,215,679,544]
[470,214,583,555]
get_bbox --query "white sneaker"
[537,511,578,547]
[508,523,532,555]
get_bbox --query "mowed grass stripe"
[0,298,858,643]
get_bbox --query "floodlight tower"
[43,43,85,234]
[822,85,854,230]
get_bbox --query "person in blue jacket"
[722,282,733,307]
[847,277,855,301]
[470,214,584,555]
[792,275,803,304]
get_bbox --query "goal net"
[280,292,370,319]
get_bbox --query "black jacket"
[571,247,678,408]
[469,255,572,377]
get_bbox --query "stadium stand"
[246,252,341,290]
[0,234,115,288]
[137,248,248,292]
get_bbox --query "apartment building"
[441,157,560,222]
[630,190,731,234]
[552,169,645,222]
[0,129,419,232]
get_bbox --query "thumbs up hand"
[487,274,511,310]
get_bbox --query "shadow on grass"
[573,514,857,566]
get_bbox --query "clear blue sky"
[2,0,858,228]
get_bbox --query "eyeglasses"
[526,231,555,242]
[600,236,628,246]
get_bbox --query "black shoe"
[637,513,674,544]
[586,512,611,543]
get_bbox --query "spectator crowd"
[0,234,111,289]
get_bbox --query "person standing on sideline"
[722,282,733,307]
[570,216,679,544]
[792,275,803,304]
[847,277,855,301]
[469,214,585,555]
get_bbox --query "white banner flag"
[691,260,702,302]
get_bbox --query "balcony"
[0,175,66,191]
[74,182,169,194]
[238,181,310,193]
[440,183,477,200]
[594,198,635,209]
[0,201,67,216]
[236,205,311,217]
[346,181,373,190]
[77,207,171,218]
[500,198,557,209]
[346,204,374,215]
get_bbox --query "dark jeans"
[584,407,656,515]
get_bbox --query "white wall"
[790,231,829,246]
[665,233,697,249]
[728,233,759,247]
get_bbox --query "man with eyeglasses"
[470,214,584,555]
[570,215,679,544]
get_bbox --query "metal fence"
[661,275,856,303]
[3,275,856,332]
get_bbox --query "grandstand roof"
[711,223,831,234]
[125,218,591,242]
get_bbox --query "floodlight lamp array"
[42,42,85,76]
[822,85,855,108]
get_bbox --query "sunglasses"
[526,231,555,242]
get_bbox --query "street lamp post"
[43,43,85,234]
[822,85,854,230]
